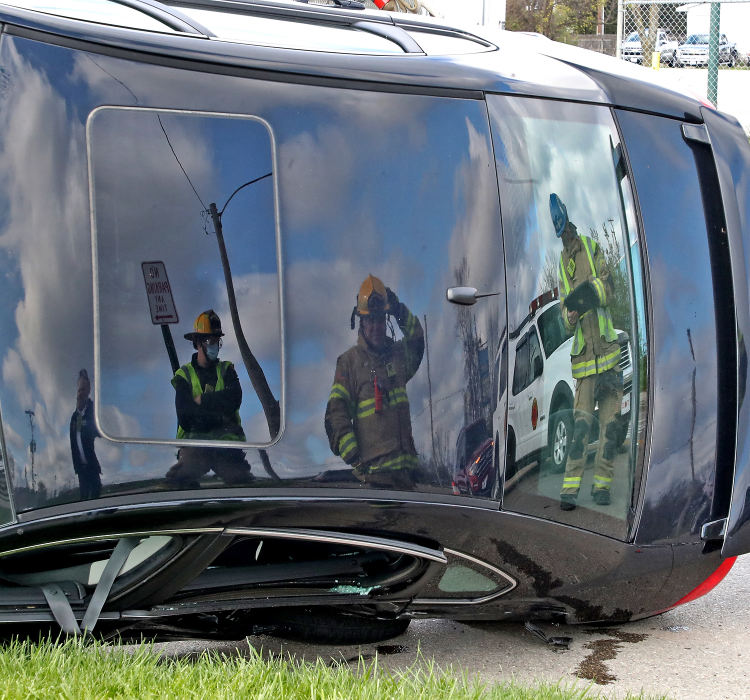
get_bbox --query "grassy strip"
[0,637,654,700]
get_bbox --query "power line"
[157,115,207,211]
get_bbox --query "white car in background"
[621,29,678,66]
[675,33,739,67]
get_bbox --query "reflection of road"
[503,434,633,539]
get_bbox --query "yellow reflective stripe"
[571,349,620,378]
[593,475,613,486]
[369,454,418,472]
[559,255,570,294]
[562,476,581,487]
[356,397,376,419]
[389,388,409,406]
[592,277,607,306]
[329,383,351,402]
[582,236,597,277]
[339,432,358,459]
[183,364,202,399]
[405,312,417,337]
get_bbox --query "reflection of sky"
[0,34,502,501]
[90,107,280,444]
[488,95,633,335]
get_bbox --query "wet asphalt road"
[147,554,749,699]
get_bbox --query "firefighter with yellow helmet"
[325,275,424,489]
[551,194,622,511]
[165,309,252,487]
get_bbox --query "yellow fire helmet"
[356,274,390,317]
[184,309,224,341]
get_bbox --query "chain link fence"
[618,0,750,123]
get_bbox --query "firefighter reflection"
[165,310,252,488]
[325,275,424,489]
[551,194,623,511]
[69,369,102,500]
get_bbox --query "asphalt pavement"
[149,553,749,699]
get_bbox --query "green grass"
[0,637,657,700]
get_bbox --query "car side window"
[512,334,530,396]
[528,328,543,381]
[488,95,647,540]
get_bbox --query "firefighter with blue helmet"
[551,194,622,511]
[165,310,252,488]
[325,275,424,490]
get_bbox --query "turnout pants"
[561,370,622,497]
[166,447,252,487]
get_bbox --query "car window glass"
[528,328,542,380]
[512,335,530,395]
[88,108,282,447]
[538,304,569,358]
[0,34,503,509]
[488,95,646,540]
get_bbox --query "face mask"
[205,342,220,361]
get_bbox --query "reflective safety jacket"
[325,304,424,472]
[559,233,620,380]
[172,355,246,441]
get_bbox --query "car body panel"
[702,107,750,557]
[0,0,747,639]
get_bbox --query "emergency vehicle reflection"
[325,275,424,490]
[496,286,633,511]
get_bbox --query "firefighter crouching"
[551,194,623,511]
[325,275,424,490]
[165,309,252,488]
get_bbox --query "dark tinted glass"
[88,108,281,447]
[0,34,504,510]
[488,95,645,539]
[538,305,568,358]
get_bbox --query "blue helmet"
[549,193,569,238]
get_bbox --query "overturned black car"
[0,0,748,642]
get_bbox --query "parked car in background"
[621,29,678,65]
[452,420,494,496]
[675,33,739,67]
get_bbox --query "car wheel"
[268,608,410,644]
[547,409,573,473]
[729,53,736,68]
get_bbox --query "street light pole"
[24,409,36,491]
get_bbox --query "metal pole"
[707,2,720,107]
[616,0,624,60]
[209,203,280,439]
[161,324,180,374]
[209,203,281,481]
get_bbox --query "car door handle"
[446,287,501,305]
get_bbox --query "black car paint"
[0,1,747,637]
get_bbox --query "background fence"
[618,0,750,130]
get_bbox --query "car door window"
[488,95,647,540]
[512,335,530,395]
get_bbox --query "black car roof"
[0,0,704,120]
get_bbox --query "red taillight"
[667,556,737,610]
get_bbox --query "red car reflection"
[453,420,495,496]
